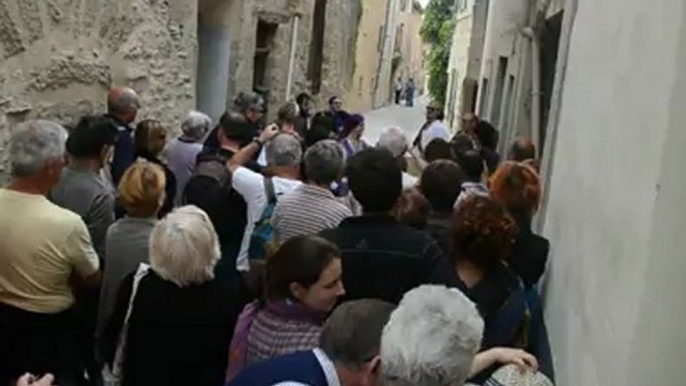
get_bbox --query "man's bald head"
[107,87,140,124]
[509,136,537,162]
[461,112,479,133]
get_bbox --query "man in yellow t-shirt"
[0,120,100,385]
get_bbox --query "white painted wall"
[477,0,528,118]
[446,0,474,129]
[542,0,686,385]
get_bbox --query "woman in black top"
[103,206,244,386]
[134,119,177,217]
[490,161,549,288]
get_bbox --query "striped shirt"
[246,308,322,367]
[273,184,352,245]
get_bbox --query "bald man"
[106,87,140,185]
[508,137,537,162]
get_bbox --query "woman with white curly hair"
[102,206,244,386]
[381,285,539,386]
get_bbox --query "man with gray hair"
[204,91,265,151]
[107,86,141,186]
[381,285,538,386]
[377,127,418,189]
[228,298,396,386]
[228,288,536,386]
[167,110,213,205]
[0,121,100,385]
[272,139,352,245]
[227,124,303,270]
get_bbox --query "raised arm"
[227,124,279,172]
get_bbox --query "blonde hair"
[135,119,167,155]
[118,160,166,217]
[149,206,221,287]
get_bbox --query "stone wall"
[318,0,362,109]
[0,0,198,179]
[345,0,388,112]
[226,0,362,117]
[228,0,311,117]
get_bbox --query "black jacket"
[508,212,550,288]
[424,211,452,258]
[183,149,250,278]
[320,215,464,304]
[104,271,243,386]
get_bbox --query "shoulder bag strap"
[112,263,150,378]
[264,177,277,204]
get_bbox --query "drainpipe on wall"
[522,26,541,158]
[286,13,301,101]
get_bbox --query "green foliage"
[421,0,454,106]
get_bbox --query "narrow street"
[362,97,429,146]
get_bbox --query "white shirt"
[232,167,302,271]
[402,172,418,190]
[257,147,268,167]
[420,120,451,151]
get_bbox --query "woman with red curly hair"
[452,195,531,381]
[489,161,554,380]
[489,161,548,289]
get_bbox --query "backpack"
[248,177,278,260]
[182,152,233,204]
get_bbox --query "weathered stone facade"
[226,0,362,116]
[0,0,198,179]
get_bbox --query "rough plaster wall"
[477,0,528,117]
[467,0,489,80]
[229,0,310,117]
[0,0,197,180]
[345,0,386,112]
[319,0,362,108]
[542,0,685,384]
[395,7,425,86]
[446,10,474,129]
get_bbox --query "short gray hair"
[304,140,345,185]
[381,285,484,386]
[320,299,396,369]
[181,110,212,140]
[232,91,264,113]
[149,206,221,287]
[9,120,68,177]
[377,127,409,158]
[266,134,302,167]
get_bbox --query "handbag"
[103,263,150,386]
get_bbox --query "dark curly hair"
[452,195,518,271]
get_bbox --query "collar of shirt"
[339,214,398,227]
[300,184,336,200]
[105,114,133,132]
[313,348,342,386]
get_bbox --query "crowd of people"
[0,85,554,386]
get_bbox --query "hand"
[16,373,55,386]
[259,124,280,143]
[490,347,538,373]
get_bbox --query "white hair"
[266,133,302,167]
[181,110,212,140]
[381,285,484,386]
[377,127,409,158]
[149,206,221,287]
[9,120,68,177]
